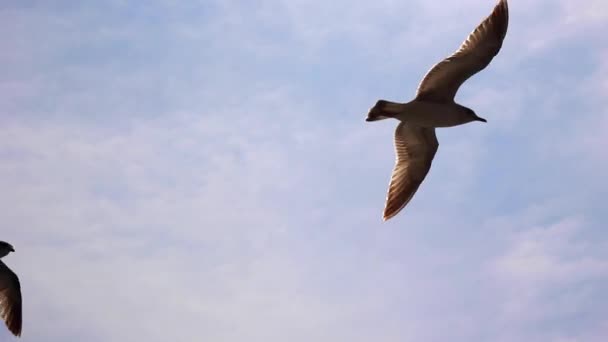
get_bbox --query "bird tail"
[366,100,406,122]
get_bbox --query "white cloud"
[1,1,608,341]
[488,217,608,341]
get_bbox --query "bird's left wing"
[415,0,509,103]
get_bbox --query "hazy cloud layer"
[1,1,607,341]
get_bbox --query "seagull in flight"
[0,241,21,337]
[366,0,509,221]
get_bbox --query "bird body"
[367,99,486,128]
[366,0,509,221]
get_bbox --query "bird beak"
[10,247,14,252]
[476,116,487,123]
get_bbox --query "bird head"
[463,107,487,123]
[0,241,15,258]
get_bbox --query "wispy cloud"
[0,1,606,341]
[489,217,608,341]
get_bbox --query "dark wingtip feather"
[4,302,22,336]
[492,0,509,42]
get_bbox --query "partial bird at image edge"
[0,241,22,337]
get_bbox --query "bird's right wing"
[0,260,21,337]
[383,123,439,221]
[415,0,509,103]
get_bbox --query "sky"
[1,0,607,341]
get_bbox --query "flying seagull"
[366,0,509,221]
[0,241,21,337]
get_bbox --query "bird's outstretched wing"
[0,260,21,337]
[415,0,509,103]
[383,123,439,220]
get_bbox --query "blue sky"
[1,0,607,341]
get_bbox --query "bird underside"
[368,100,480,128]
